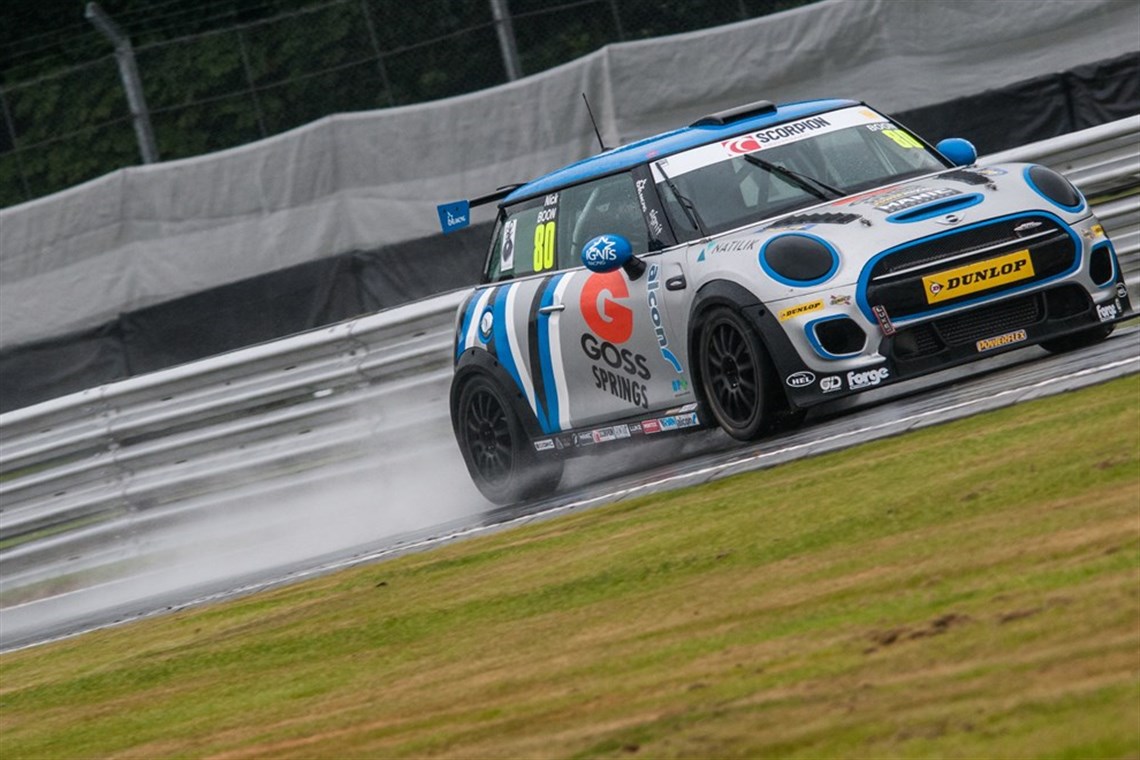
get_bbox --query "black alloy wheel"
[463,382,514,485]
[698,307,776,441]
[456,375,562,505]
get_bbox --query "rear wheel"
[1040,323,1113,354]
[455,375,562,505]
[697,307,778,441]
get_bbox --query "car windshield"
[653,105,948,238]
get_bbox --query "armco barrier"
[2,118,1138,596]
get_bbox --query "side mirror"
[581,234,646,280]
[936,137,977,167]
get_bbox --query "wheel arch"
[686,279,806,414]
[451,349,546,443]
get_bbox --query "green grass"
[1,375,1138,759]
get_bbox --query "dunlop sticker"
[923,250,1034,304]
[976,329,1028,352]
[777,299,824,321]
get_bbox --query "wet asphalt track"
[2,326,1137,653]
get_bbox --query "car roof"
[502,98,859,205]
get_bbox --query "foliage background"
[0,0,816,207]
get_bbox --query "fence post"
[359,0,396,107]
[0,87,31,201]
[489,0,522,82]
[85,2,160,164]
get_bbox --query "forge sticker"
[923,250,1034,304]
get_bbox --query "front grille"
[893,293,1046,359]
[936,293,1043,346]
[865,214,1078,319]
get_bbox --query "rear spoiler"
[436,183,524,234]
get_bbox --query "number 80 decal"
[533,221,556,272]
[533,195,559,273]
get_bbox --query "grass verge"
[1,375,1137,759]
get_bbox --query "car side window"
[558,173,649,265]
[485,174,650,283]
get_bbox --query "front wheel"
[697,307,778,441]
[455,375,562,505]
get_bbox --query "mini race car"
[439,98,1131,504]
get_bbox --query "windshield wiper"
[743,154,843,201]
[655,162,709,237]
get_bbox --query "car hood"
[707,162,1087,292]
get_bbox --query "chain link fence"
[0,0,812,208]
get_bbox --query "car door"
[549,172,689,430]
[470,172,690,436]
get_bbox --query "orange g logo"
[580,271,633,344]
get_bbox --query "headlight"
[1024,165,1085,212]
[759,233,839,287]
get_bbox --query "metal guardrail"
[2,118,1138,597]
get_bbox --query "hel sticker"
[437,200,470,234]
[923,250,1035,304]
[533,439,555,451]
[976,329,1028,352]
[785,371,816,388]
[777,299,824,321]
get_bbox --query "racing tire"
[697,306,777,441]
[455,375,563,505]
[1040,323,1113,354]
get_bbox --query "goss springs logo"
[847,367,890,389]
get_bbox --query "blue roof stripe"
[503,98,858,204]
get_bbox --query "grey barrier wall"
[1,0,1138,350]
[1,119,1138,599]
[1,52,1137,414]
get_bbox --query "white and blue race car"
[440,98,1131,504]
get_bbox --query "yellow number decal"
[533,221,556,272]
[882,129,923,149]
